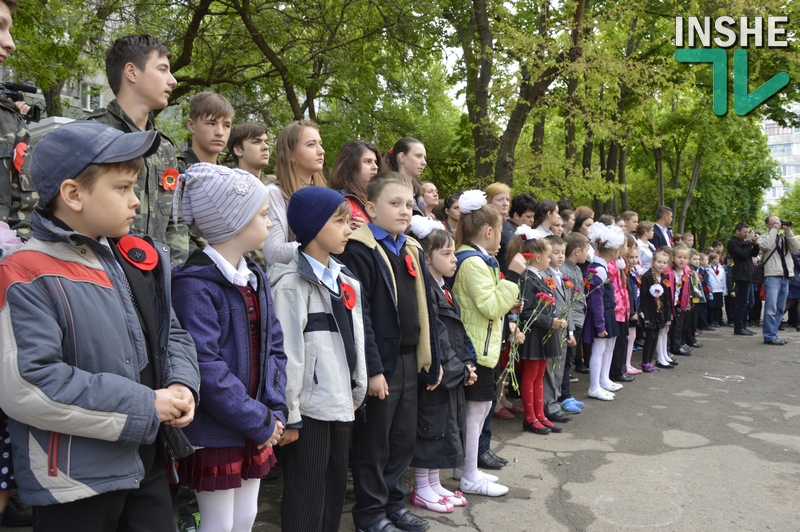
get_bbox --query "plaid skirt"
[177,438,276,492]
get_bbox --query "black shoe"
[387,509,429,532]
[544,423,563,433]
[522,420,551,435]
[611,373,635,383]
[655,362,675,369]
[2,491,32,527]
[574,366,590,374]
[486,449,509,465]
[681,344,694,351]
[734,329,753,336]
[546,410,571,423]
[669,359,679,366]
[744,327,758,335]
[477,450,504,470]
[778,325,786,331]
[764,338,787,345]
[358,519,401,532]
[688,341,703,348]
[671,348,692,356]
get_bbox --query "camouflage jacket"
[85,100,189,265]
[0,97,35,241]
[176,147,201,173]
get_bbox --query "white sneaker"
[459,476,509,497]
[588,388,614,401]
[601,382,622,392]
[453,467,499,482]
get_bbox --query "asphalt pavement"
[3,325,799,531]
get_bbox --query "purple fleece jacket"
[172,250,288,448]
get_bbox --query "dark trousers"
[699,302,709,328]
[749,283,763,323]
[559,327,581,401]
[733,280,753,329]
[669,308,687,353]
[642,327,659,365]
[351,351,417,529]
[33,447,172,532]
[684,305,698,344]
[725,294,736,324]
[610,321,628,378]
[282,417,351,532]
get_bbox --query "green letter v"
[733,49,790,116]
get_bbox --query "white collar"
[204,245,257,289]
[302,252,342,294]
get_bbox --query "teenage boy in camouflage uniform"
[86,34,189,265]
[0,0,34,243]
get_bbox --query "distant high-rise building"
[763,103,800,205]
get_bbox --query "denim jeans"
[762,276,789,340]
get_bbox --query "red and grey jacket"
[0,211,200,506]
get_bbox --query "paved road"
[3,326,799,531]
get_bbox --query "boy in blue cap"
[0,121,200,532]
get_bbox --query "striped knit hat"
[173,163,269,244]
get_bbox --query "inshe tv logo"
[674,17,790,116]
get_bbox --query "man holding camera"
[758,216,800,345]
[0,0,35,243]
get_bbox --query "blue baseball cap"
[31,121,161,207]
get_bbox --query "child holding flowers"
[583,222,626,401]
[640,250,672,371]
[543,235,573,426]
[507,227,566,435]
[451,190,524,497]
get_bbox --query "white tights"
[196,477,261,532]
[463,400,492,483]
[656,326,671,365]
[589,337,616,392]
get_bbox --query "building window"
[765,124,793,136]
[771,144,793,156]
[81,83,103,111]
[781,165,795,176]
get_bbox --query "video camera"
[0,82,41,123]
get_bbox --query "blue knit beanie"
[287,187,348,248]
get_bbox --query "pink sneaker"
[627,366,643,375]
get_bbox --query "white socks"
[196,477,261,532]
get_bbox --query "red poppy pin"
[405,254,418,277]
[117,235,158,271]
[162,168,179,191]
[13,142,27,173]
[341,282,356,310]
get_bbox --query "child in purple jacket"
[171,163,288,532]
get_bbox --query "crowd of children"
[0,30,753,532]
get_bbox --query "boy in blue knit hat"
[269,186,368,531]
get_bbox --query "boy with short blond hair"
[177,91,234,171]
[0,121,200,532]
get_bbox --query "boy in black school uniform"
[338,172,441,532]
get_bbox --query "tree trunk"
[699,226,707,251]
[529,110,546,187]
[619,133,629,212]
[654,146,664,207]
[678,152,701,233]
[604,141,619,215]
[671,148,681,215]
[565,76,579,182]
[43,81,65,118]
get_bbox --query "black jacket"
[337,226,441,385]
[411,276,470,469]
[727,236,759,282]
